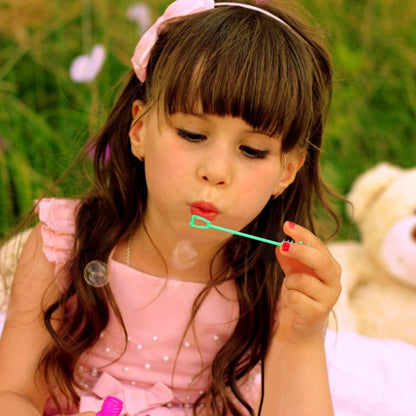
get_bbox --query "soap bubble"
[171,240,198,270]
[84,260,109,287]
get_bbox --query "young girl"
[0,1,341,415]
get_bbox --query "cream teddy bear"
[328,162,416,345]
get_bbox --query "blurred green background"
[0,0,415,239]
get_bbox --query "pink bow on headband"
[131,0,214,82]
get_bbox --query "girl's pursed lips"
[190,201,219,221]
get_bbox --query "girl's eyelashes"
[239,145,270,159]
[177,128,206,142]
[176,128,270,159]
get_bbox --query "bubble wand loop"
[189,215,310,247]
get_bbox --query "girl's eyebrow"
[182,111,207,119]
[175,112,277,138]
[245,127,281,139]
[246,128,274,137]
[169,112,207,122]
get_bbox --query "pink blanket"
[326,329,416,415]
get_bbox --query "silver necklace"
[127,234,132,266]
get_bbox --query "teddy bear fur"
[0,229,31,311]
[327,162,416,346]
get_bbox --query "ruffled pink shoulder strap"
[34,198,80,292]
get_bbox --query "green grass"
[0,0,415,239]
[302,0,416,238]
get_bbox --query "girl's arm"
[0,224,61,415]
[261,221,341,416]
[262,332,332,416]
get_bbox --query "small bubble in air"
[171,240,198,270]
[84,260,109,287]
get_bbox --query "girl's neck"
[122,221,225,284]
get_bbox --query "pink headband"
[131,0,294,83]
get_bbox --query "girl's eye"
[240,145,269,159]
[177,129,206,142]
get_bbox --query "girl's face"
[130,101,304,245]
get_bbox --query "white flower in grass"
[69,44,106,83]
[127,3,152,33]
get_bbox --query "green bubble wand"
[189,215,310,246]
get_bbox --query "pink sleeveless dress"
[37,198,261,416]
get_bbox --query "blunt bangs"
[144,4,329,151]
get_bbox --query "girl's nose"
[200,173,227,186]
[197,148,232,186]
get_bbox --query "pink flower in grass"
[69,44,106,83]
[127,3,152,33]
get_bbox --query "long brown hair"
[40,1,338,414]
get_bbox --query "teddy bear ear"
[347,162,402,223]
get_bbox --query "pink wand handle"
[96,396,123,416]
